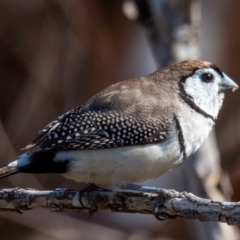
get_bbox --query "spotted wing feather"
[26,110,172,152]
[24,106,82,150]
[38,106,83,135]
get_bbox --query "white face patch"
[183,68,224,119]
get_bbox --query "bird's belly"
[57,136,182,185]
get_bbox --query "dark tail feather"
[0,166,19,179]
[0,151,68,179]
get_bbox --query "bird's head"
[171,60,238,120]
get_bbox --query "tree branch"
[0,187,239,225]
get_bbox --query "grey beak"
[220,73,239,92]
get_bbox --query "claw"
[153,192,166,220]
[87,209,96,219]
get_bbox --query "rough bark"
[0,187,240,226]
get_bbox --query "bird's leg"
[122,183,165,193]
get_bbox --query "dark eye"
[201,73,214,83]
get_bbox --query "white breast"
[177,109,214,157]
[56,107,214,185]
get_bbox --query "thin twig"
[0,187,239,225]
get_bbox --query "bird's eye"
[201,73,214,83]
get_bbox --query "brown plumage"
[23,60,215,153]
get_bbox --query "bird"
[0,60,238,187]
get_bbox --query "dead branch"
[0,187,239,225]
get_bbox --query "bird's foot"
[81,183,112,193]
[153,192,166,220]
[79,184,112,219]
[122,184,177,221]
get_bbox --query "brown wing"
[24,75,177,152]
[24,109,172,152]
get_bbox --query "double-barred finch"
[0,60,238,186]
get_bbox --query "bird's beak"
[220,73,239,92]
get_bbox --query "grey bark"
[0,187,240,226]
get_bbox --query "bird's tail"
[0,165,19,179]
[0,152,68,180]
